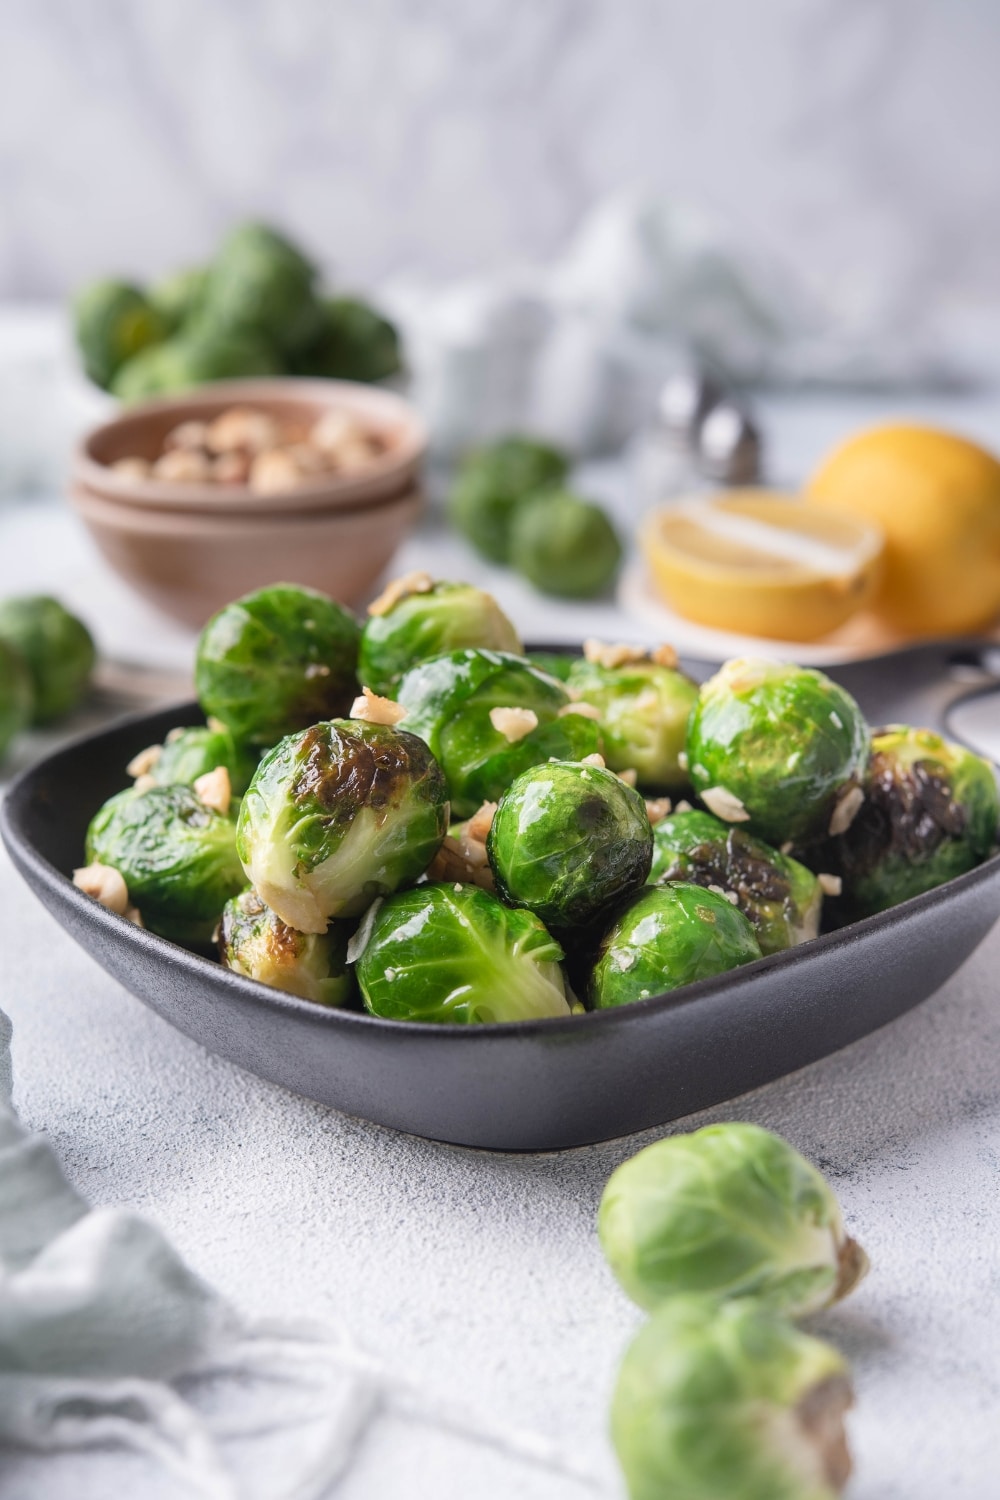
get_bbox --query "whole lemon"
[806,424,1000,637]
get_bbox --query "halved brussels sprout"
[589,882,761,1009]
[354,883,571,1024]
[219,889,354,1006]
[649,808,821,954]
[148,724,258,796]
[195,583,361,747]
[448,436,569,563]
[85,784,245,947]
[687,658,869,845]
[0,596,95,725]
[396,649,602,819]
[565,652,698,790]
[110,325,277,401]
[298,296,402,384]
[598,1123,868,1318]
[358,579,522,696]
[509,489,622,599]
[200,221,322,357]
[837,725,999,915]
[0,638,32,759]
[487,759,652,930]
[236,719,448,933]
[73,279,169,390]
[612,1295,854,1500]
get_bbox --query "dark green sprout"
[509,489,622,598]
[299,296,403,384]
[611,1296,854,1500]
[358,580,522,697]
[487,759,652,930]
[0,595,95,724]
[148,724,258,797]
[110,324,277,402]
[236,718,448,933]
[0,638,33,760]
[396,648,602,819]
[219,889,355,1007]
[687,658,869,845]
[199,221,322,358]
[448,436,569,563]
[565,653,698,790]
[598,1123,868,1318]
[649,808,821,954]
[73,279,169,390]
[589,882,761,1009]
[195,583,361,747]
[85,783,245,948]
[354,882,571,1024]
[837,724,1000,916]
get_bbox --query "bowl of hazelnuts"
[71,378,427,626]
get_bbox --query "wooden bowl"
[73,378,426,515]
[70,481,424,627]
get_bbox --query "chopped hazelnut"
[616,768,639,787]
[651,643,679,669]
[367,572,435,617]
[580,753,607,769]
[828,785,865,837]
[466,801,498,843]
[700,786,751,823]
[645,797,672,825]
[110,456,152,480]
[126,743,162,778]
[153,449,212,484]
[206,408,279,455]
[489,707,538,743]
[818,873,843,897]
[164,420,210,452]
[558,701,602,720]
[350,687,408,726]
[249,448,305,496]
[194,765,232,816]
[583,639,648,669]
[73,863,130,916]
[211,452,251,486]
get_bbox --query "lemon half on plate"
[640,491,884,642]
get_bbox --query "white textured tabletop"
[3,379,1000,1497]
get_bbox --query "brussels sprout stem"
[794,1373,854,1491]
[834,1236,870,1303]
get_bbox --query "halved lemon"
[640,490,884,642]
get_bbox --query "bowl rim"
[69,479,424,531]
[73,377,428,515]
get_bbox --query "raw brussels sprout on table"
[487,759,652,931]
[0,595,96,725]
[195,583,361,747]
[448,436,569,563]
[687,658,869,846]
[509,488,622,599]
[566,647,698,790]
[73,279,169,390]
[358,577,522,697]
[299,296,403,384]
[648,808,822,954]
[236,718,448,933]
[219,889,355,1007]
[0,637,33,760]
[354,882,571,1024]
[200,221,322,359]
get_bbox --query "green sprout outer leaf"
[296,296,403,384]
[396,648,601,819]
[648,809,821,955]
[219,888,355,1006]
[85,784,245,948]
[611,1295,854,1500]
[200,221,322,358]
[236,719,449,933]
[598,1123,867,1318]
[110,326,278,401]
[0,596,96,725]
[151,724,259,797]
[509,489,622,599]
[73,279,169,390]
[0,638,33,759]
[195,583,361,747]
[565,657,698,790]
[687,659,869,846]
[358,582,522,697]
[487,759,652,930]
[448,437,569,563]
[355,883,571,1024]
[590,882,762,1009]
[837,724,1000,915]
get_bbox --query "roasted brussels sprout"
[355,883,571,1024]
[448,436,569,563]
[358,577,522,697]
[145,724,258,796]
[236,719,448,932]
[526,651,576,683]
[837,725,999,915]
[200,221,321,358]
[611,1296,854,1500]
[687,658,869,845]
[648,809,821,954]
[599,1123,868,1317]
[0,595,95,725]
[73,279,169,390]
[487,760,652,930]
[299,296,403,384]
[565,647,698,790]
[110,324,277,402]
[149,264,209,331]
[85,784,245,947]
[219,889,355,1006]
[195,584,361,747]
[396,648,602,818]
[589,882,761,1009]
[0,638,32,759]
[509,489,622,599]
